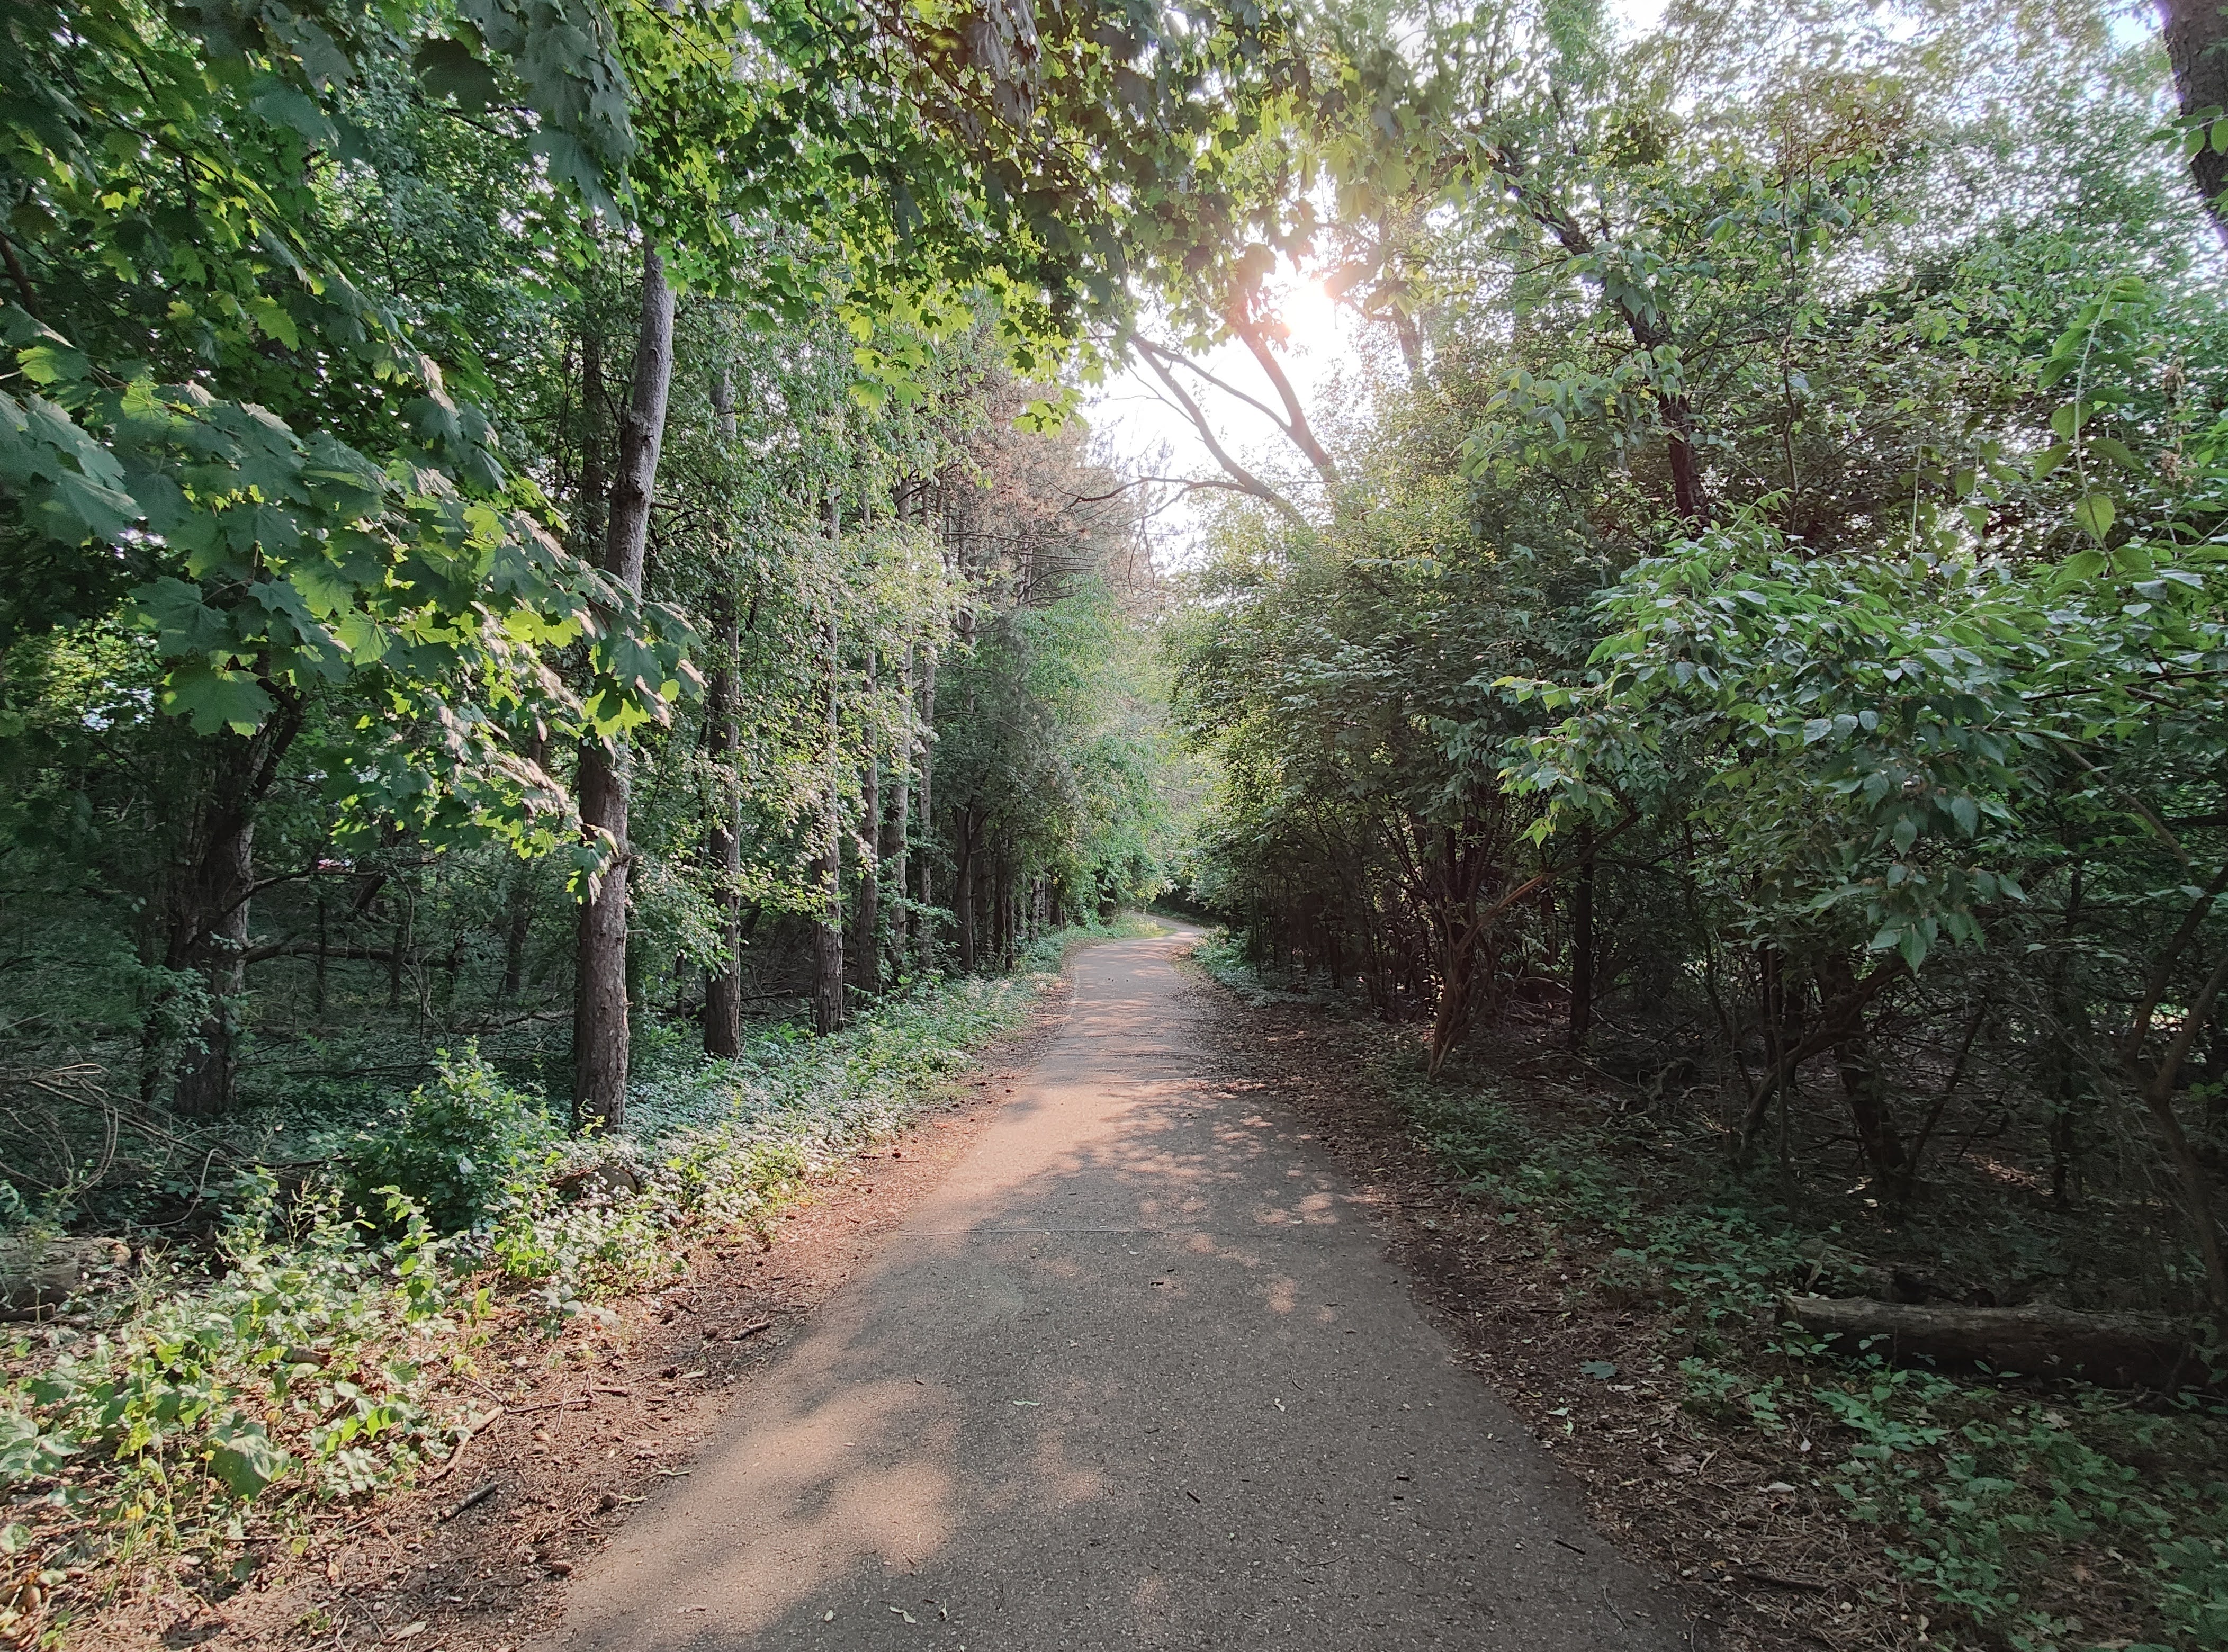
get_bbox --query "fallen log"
[1783,1295,2213,1390]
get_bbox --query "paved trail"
[543,930,1679,1651]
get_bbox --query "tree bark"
[499,726,545,1009]
[956,810,977,973]
[703,594,743,1056]
[2131,944,2228,1331]
[1818,951,1908,1181]
[573,245,676,1132]
[852,648,881,993]
[812,589,845,1036]
[886,640,912,979]
[704,369,744,1056]
[915,643,937,975]
[2161,0,2228,241]
[1566,823,1595,1053]
[164,707,299,1116]
[1783,1295,2207,1391]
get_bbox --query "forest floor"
[1188,949,2228,1652]
[172,926,1693,1652]
[1185,975,1912,1652]
[124,930,2224,1652]
[155,982,1080,1652]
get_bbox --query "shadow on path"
[540,932,1682,1651]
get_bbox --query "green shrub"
[343,1046,559,1234]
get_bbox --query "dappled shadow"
[545,933,1676,1652]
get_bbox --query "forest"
[2,0,2226,1644]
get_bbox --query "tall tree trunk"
[994,846,1013,971]
[886,640,912,978]
[1567,823,1595,1053]
[573,246,676,1132]
[499,886,531,1007]
[702,596,744,1056]
[914,643,937,975]
[956,811,976,973]
[387,895,408,1011]
[851,648,880,992]
[812,582,845,1035]
[312,889,329,1022]
[703,369,743,1056]
[2162,0,2228,241]
[164,705,299,1115]
[1426,931,1477,1078]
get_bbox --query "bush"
[343,1047,558,1233]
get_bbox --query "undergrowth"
[0,916,1146,1644]
[1193,933,2228,1652]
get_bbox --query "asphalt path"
[540,928,1681,1651]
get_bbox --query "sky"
[1077,0,1670,566]
[1077,0,2163,569]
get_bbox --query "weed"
[0,918,1132,1642]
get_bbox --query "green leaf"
[2071,493,2115,543]
[205,1416,293,1500]
[2050,548,2106,590]
[249,78,338,147]
[414,37,500,112]
[34,468,140,543]
[16,341,91,387]
[162,662,276,735]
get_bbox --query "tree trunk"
[1818,951,1908,1181]
[702,367,744,1057]
[168,763,257,1114]
[1425,932,1477,1078]
[1783,1295,2206,1391]
[886,640,912,978]
[915,644,937,974]
[498,726,545,1009]
[852,649,881,993]
[956,812,976,973]
[573,245,676,1133]
[812,595,845,1035]
[2131,944,2228,1331]
[2161,0,2228,241]
[1567,823,1595,1053]
[312,890,329,1022]
[500,887,530,1006]
[702,594,743,1056]
[993,846,1012,970]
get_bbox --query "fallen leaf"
[1579,1360,1618,1380]
[392,1624,427,1641]
[889,1608,917,1624]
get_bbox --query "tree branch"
[1133,346,1309,529]
[1225,312,1340,488]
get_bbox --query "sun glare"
[1272,275,1342,349]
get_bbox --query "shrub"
[343,1047,558,1234]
